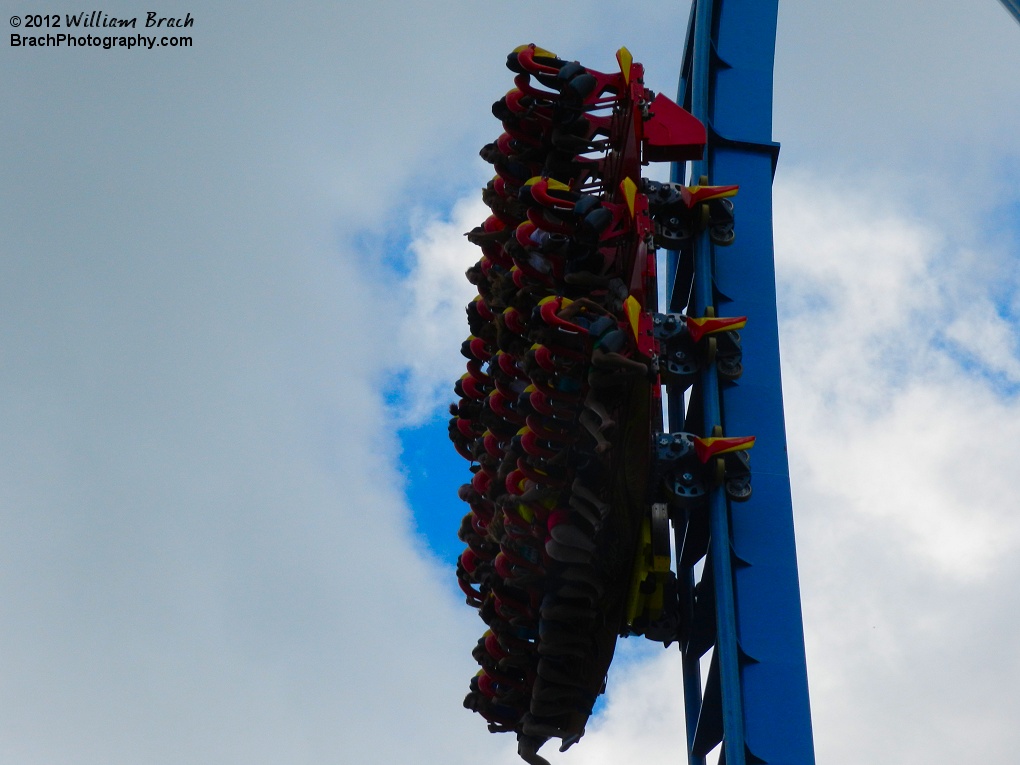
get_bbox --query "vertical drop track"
[667,2,815,763]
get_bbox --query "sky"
[2,1,1019,764]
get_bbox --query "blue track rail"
[999,0,1020,24]
[665,2,815,763]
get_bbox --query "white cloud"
[774,171,1020,762]
[942,298,1020,384]
[391,195,488,425]
[775,171,1020,575]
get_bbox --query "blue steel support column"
[669,1,816,763]
[998,0,1020,25]
[666,13,703,762]
[687,3,749,765]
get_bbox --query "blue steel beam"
[667,1,816,763]
[999,0,1020,25]
[687,4,749,763]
